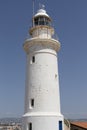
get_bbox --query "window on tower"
[28,123,32,130]
[32,56,35,63]
[31,99,34,107]
[55,74,57,79]
[29,99,34,109]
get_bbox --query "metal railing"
[25,32,59,41]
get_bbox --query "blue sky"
[0,0,87,119]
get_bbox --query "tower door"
[59,121,62,130]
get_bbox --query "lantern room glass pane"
[34,16,51,26]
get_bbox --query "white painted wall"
[23,116,64,130]
[23,41,64,130]
[25,44,60,113]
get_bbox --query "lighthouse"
[23,5,64,130]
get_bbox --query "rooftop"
[71,122,87,129]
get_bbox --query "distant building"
[71,122,87,130]
[0,125,21,130]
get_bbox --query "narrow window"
[31,99,34,108]
[55,74,57,79]
[29,123,32,130]
[59,121,62,130]
[32,56,35,63]
[31,99,34,107]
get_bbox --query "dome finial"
[39,3,45,10]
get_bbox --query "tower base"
[22,113,64,130]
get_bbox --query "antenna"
[39,3,40,9]
[32,0,35,16]
[32,0,35,27]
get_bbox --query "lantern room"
[30,8,54,38]
[33,9,51,26]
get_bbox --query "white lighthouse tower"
[23,5,64,130]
